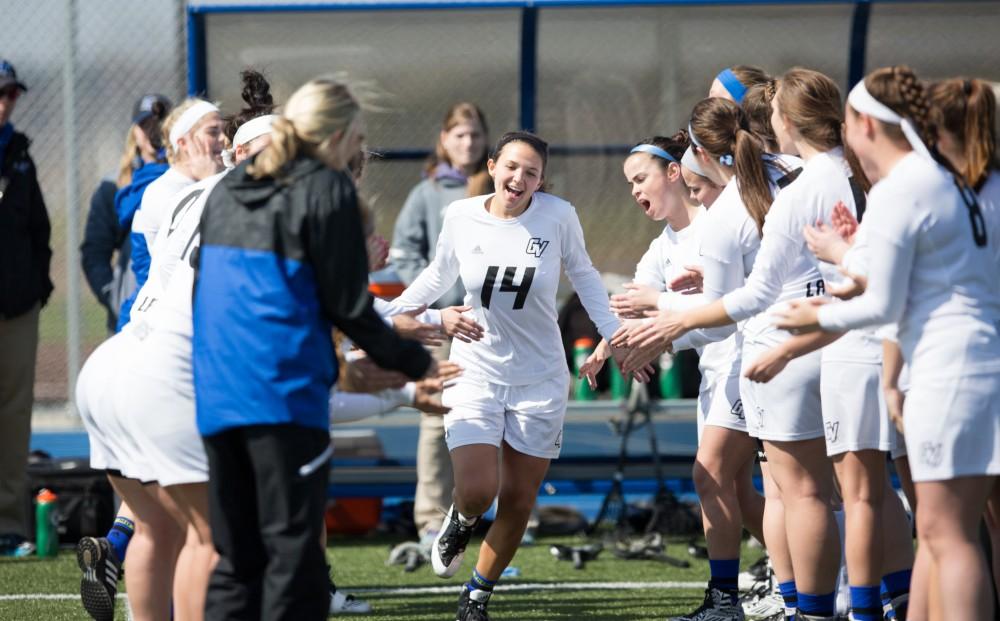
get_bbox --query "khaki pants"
[414,340,454,537]
[0,304,39,537]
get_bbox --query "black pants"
[203,424,331,621]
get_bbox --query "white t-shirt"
[395,192,619,386]
[131,167,195,248]
[633,208,739,385]
[818,153,1000,378]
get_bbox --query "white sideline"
[0,581,706,601]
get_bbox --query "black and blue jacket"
[192,156,432,437]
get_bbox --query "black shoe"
[456,585,491,621]
[669,587,743,620]
[77,536,120,621]
[431,505,478,578]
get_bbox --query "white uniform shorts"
[76,336,125,473]
[903,370,1000,483]
[441,372,570,460]
[820,359,892,456]
[116,327,207,486]
[743,344,823,442]
[697,372,746,442]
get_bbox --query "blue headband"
[630,143,677,163]
[717,68,748,103]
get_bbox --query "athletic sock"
[849,585,882,621]
[778,580,798,618]
[797,590,835,617]
[880,568,911,619]
[105,515,135,563]
[457,511,480,527]
[707,558,740,603]
[466,569,495,603]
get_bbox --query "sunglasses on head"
[0,87,21,100]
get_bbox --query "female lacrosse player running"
[393,131,625,621]
[775,65,1000,621]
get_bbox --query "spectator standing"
[0,59,52,553]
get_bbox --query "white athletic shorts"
[820,360,892,456]
[902,369,1000,483]
[116,327,207,486]
[697,372,746,442]
[742,343,823,442]
[77,336,125,473]
[441,372,570,460]
[890,364,910,461]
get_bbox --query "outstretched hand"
[610,282,661,319]
[669,265,704,295]
[770,298,828,334]
[392,306,445,347]
[440,306,484,343]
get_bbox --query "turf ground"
[0,536,765,620]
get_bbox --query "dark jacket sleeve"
[80,179,120,309]
[308,169,432,380]
[26,152,53,308]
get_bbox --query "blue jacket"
[113,161,167,330]
[192,157,432,437]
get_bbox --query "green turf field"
[0,536,765,620]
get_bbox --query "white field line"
[0,581,705,601]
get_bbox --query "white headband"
[168,100,220,150]
[232,114,277,148]
[681,146,707,177]
[847,81,932,160]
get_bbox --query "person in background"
[390,102,489,548]
[81,94,170,333]
[0,59,52,555]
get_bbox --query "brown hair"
[777,67,870,193]
[465,169,494,197]
[727,65,772,92]
[424,102,489,178]
[490,131,550,193]
[224,68,275,143]
[861,66,937,150]
[689,97,773,234]
[741,79,778,151]
[631,130,690,170]
[927,77,997,189]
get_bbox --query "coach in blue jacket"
[193,79,434,620]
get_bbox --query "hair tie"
[719,154,734,166]
[630,143,678,163]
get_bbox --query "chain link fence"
[6,0,999,405]
[4,0,186,403]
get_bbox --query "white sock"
[457,511,479,526]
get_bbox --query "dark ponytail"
[224,68,276,143]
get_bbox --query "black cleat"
[431,504,478,578]
[455,585,491,621]
[77,536,120,621]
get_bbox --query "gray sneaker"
[670,587,745,620]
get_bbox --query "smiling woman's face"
[488,140,544,216]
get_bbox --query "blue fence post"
[848,0,871,88]
[519,6,538,132]
[187,7,208,97]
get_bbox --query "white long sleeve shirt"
[686,154,803,352]
[632,209,739,385]
[132,167,196,248]
[395,192,619,386]
[719,148,876,358]
[817,153,1000,378]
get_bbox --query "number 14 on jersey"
[481,266,536,310]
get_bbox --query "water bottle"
[572,337,597,401]
[659,351,683,399]
[35,488,59,558]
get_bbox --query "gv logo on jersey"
[825,421,840,444]
[920,441,943,468]
[525,237,550,258]
[730,399,744,420]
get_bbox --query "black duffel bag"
[25,452,116,544]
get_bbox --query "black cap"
[0,60,27,92]
[132,93,171,124]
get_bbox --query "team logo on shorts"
[525,238,550,258]
[730,399,744,420]
[825,421,840,444]
[554,430,562,448]
[920,441,943,468]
